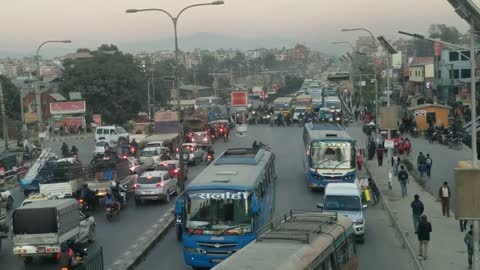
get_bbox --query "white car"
[0,189,13,210]
[176,143,203,165]
[95,126,129,144]
[140,147,162,170]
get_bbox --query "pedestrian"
[417,215,432,260]
[376,144,385,166]
[417,152,427,180]
[464,224,475,269]
[438,181,451,217]
[356,150,363,170]
[368,177,379,204]
[425,154,433,178]
[404,138,412,155]
[460,219,468,232]
[392,152,401,176]
[398,165,409,198]
[411,194,424,233]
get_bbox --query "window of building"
[461,51,470,61]
[461,69,471,79]
[453,69,460,79]
[449,52,459,61]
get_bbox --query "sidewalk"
[348,124,469,270]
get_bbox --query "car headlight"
[354,219,364,225]
[336,117,340,121]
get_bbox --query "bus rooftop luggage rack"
[308,122,343,131]
[214,148,264,165]
[256,210,338,243]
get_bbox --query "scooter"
[105,202,120,222]
[205,153,214,164]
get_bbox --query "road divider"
[108,207,175,270]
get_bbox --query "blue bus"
[302,122,356,190]
[175,147,277,268]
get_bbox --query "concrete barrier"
[108,207,175,270]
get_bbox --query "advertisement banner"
[93,114,102,126]
[50,101,86,115]
[434,42,442,56]
[231,92,248,107]
[154,112,178,122]
[24,112,38,124]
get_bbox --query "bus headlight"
[354,219,364,225]
[185,247,204,254]
[336,117,341,121]
[311,173,321,180]
[344,174,355,181]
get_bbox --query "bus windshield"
[186,190,253,234]
[325,100,340,109]
[310,141,353,169]
[274,103,289,110]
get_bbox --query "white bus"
[212,211,358,270]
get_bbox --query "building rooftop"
[408,103,451,110]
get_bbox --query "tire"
[164,192,170,204]
[24,256,33,264]
[6,196,13,210]
[88,225,96,243]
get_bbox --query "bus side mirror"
[252,195,259,215]
[316,203,324,209]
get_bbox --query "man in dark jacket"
[418,215,432,260]
[411,194,424,233]
[398,165,409,198]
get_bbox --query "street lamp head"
[341,28,359,32]
[211,1,224,5]
[62,40,72,44]
[125,9,139,13]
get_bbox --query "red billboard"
[231,92,248,107]
[50,101,86,115]
[434,42,442,56]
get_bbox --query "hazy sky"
[0,0,473,53]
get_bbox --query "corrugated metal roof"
[408,103,451,110]
[49,93,66,101]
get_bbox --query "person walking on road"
[425,154,433,178]
[411,194,424,233]
[438,181,451,217]
[464,225,475,269]
[392,152,401,176]
[376,144,385,166]
[404,138,412,155]
[417,215,432,260]
[356,150,363,170]
[417,152,427,181]
[398,165,409,198]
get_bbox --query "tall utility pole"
[126,1,224,192]
[0,79,8,150]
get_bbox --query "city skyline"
[0,0,470,56]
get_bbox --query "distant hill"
[0,33,343,58]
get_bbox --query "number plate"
[211,258,224,264]
[37,247,46,253]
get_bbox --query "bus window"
[335,240,349,268]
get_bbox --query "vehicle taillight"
[176,147,179,153]
[203,138,207,141]
[156,182,165,187]
[133,184,140,189]
[220,128,223,132]
[174,169,179,173]
[79,199,84,204]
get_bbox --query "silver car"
[134,171,178,205]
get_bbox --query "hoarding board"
[50,101,86,115]
[231,92,248,107]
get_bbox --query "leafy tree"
[428,24,461,44]
[76,48,91,53]
[263,53,277,69]
[59,45,144,124]
[413,39,434,57]
[0,75,20,120]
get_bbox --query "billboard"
[154,112,178,134]
[231,92,248,107]
[24,112,38,124]
[50,101,86,115]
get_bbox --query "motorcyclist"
[130,138,138,148]
[285,112,291,126]
[222,124,229,140]
[206,146,215,160]
[80,183,95,210]
[70,145,79,156]
[67,239,87,258]
[104,191,120,214]
[61,142,69,157]
[57,242,79,268]
[276,113,284,126]
[252,141,259,149]
[110,181,125,205]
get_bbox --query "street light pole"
[332,42,355,108]
[34,40,72,141]
[126,1,224,191]
[342,28,379,136]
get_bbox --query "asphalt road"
[0,136,226,269]
[137,125,414,270]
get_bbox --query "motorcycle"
[129,146,137,156]
[205,153,214,164]
[78,197,89,213]
[223,132,229,142]
[105,203,120,222]
[410,127,418,138]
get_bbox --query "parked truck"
[38,158,87,199]
[184,110,211,148]
[12,199,95,263]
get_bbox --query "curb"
[47,134,94,142]
[364,161,423,270]
[108,207,175,270]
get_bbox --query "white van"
[95,126,129,144]
[317,183,366,242]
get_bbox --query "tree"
[0,75,20,120]
[60,45,144,124]
[76,48,91,53]
[428,24,461,44]
[263,53,277,69]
